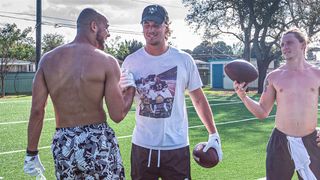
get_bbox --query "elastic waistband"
[133,143,189,151]
[273,128,317,139]
[56,122,109,132]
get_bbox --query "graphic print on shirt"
[135,66,177,118]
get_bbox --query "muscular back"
[40,43,119,128]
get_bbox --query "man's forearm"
[240,96,269,119]
[190,89,216,134]
[27,111,44,151]
[123,87,135,114]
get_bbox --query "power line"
[0,14,142,36]
[0,10,74,22]
[0,10,137,30]
[131,0,181,8]
[0,14,35,23]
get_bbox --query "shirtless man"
[23,8,135,179]
[234,28,320,179]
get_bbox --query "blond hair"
[283,28,308,44]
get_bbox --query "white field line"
[187,101,243,108]
[0,114,274,155]
[0,100,31,104]
[0,97,237,104]
[0,146,51,155]
[1,102,319,155]
[0,101,243,126]
[188,115,275,129]
[0,118,55,125]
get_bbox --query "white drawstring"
[147,149,152,167]
[157,150,161,168]
[287,141,292,160]
[147,149,161,168]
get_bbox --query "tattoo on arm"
[263,78,269,93]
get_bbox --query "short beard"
[96,30,105,50]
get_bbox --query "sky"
[0,0,207,50]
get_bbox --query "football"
[224,59,258,83]
[192,142,219,168]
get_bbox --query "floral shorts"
[51,123,125,180]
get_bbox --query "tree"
[231,42,244,56]
[181,49,193,54]
[193,41,233,56]
[183,0,320,93]
[115,42,129,61]
[183,0,254,61]
[125,40,143,55]
[249,0,284,93]
[287,0,320,40]
[105,36,121,58]
[0,23,33,97]
[193,41,212,55]
[42,33,64,54]
[106,37,143,61]
[213,41,233,55]
[116,39,144,60]
[11,37,35,61]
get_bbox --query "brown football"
[192,142,219,168]
[224,59,258,83]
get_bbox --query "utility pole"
[36,0,41,70]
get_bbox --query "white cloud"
[0,0,203,50]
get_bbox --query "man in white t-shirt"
[120,4,222,180]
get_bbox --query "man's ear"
[90,21,98,32]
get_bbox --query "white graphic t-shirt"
[122,46,202,150]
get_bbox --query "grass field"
[0,89,318,180]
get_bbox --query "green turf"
[0,90,317,179]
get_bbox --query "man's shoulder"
[170,46,192,56]
[125,48,144,59]
[266,67,284,80]
[123,48,144,66]
[308,64,320,71]
[309,65,320,77]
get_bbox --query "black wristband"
[26,149,38,156]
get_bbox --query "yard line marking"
[0,118,55,125]
[0,114,275,155]
[0,97,238,104]
[0,101,244,126]
[1,102,319,126]
[189,115,275,129]
[0,100,31,104]
[0,146,51,155]
[118,135,133,139]
[187,101,243,108]
[186,96,238,100]
[1,101,319,126]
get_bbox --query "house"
[195,59,210,85]
[0,59,36,72]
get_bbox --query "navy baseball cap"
[141,4,168,25]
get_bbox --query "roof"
[195,60,209,64]
[208,58,235,62]
[1,59,35,65]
